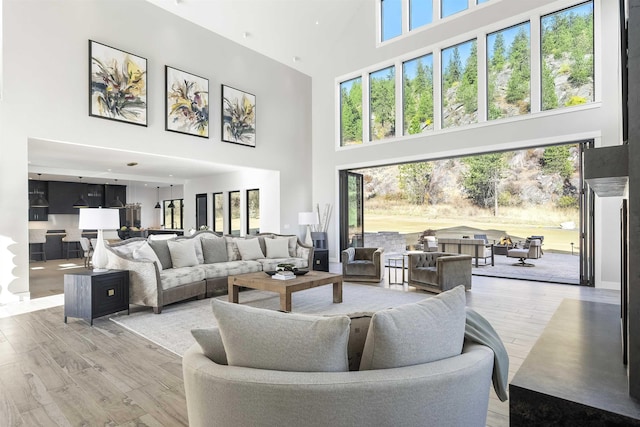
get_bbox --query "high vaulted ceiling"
[146,0,369,77]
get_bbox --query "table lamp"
[78,207,120,271]
[298,211,319,246]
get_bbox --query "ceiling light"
[315,20,320,25]
[243,32,249,38]
[127,162,138,167]
[168,185,175,209]
[72,177,89,208]
[31,173,49,208]
[293,56,299,62]
[109,179,125,209]
[155,186,161,209]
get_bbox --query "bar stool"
[79,237,93,268]
[29,229,47,262]
[62,229,83,259]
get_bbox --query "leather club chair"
[341,247,384,282]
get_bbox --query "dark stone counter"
[510,299,640,425]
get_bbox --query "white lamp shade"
[78,208,120,230]
[298,211,319,225]
[78,208,119,271]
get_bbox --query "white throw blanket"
[465,307,509,401]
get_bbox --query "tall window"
[381,0,402,42]
[487,22,531,120]
[369,66,396,141]
[403,54,434,135]
[163,199,183,230]
[246,189,260,235]
[541,1,594,111]
[410,0,433,31]
[213,192,223,233]
[195,193,207,229]
[442,0,468,18]
[229,191,241,236]
[340,77,363,146]
[442,39,477,128]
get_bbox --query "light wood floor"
[2,264,620,426]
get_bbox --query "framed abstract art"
[165,66,209,138]
[221,85,256,147]
[89,40,147,126]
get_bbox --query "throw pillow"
[148,239,173,269]
[211,299,350,372]
[191,327,228,365]
[132,241,163,271]
[235,238,265,260]
[192,238,205,264]
[359,285,466,370]
[264,237,290,259]
[224,237,242,261]
[202,238,228,264]
[167,239,199,268]
[270,235,297,257]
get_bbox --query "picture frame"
[165,66,209,138]
[221,85,256,147]
[89,40,147,126]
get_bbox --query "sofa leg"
[153,306,162,314]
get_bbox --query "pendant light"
[154,186,161,209]
[167,185,175,209]
[109,179,125,209]
[72,177,89,208]
[31,173,49,208]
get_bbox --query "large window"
[381,0,402,42]
[213,192,223,233]
[369,66,396,141]
[410,0,433,31]
[246,189,260,235]
[442,39,477,129]
[403,54,434,134]
[541,1,594,110]
[195,193,207,229]
[229,191,241,236]
[487,22,531,120]
[340,77,363,146]
[441,0,467,18]
[163,199,183,230]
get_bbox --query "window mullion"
[363,73,371,142]
[477,31,488,123]
[530,14,542,114]
[433,48,443,130]
[396,60,404,137]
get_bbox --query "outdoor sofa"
[105,230,313,313]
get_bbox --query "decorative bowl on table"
[293,269,309,276]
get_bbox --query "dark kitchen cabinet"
[28,180,49,221]
[87,184,104,207]
[49,182,87,214]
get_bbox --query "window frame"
[228,190,241,236]
[246,188,260,235]
[163,199,183,230]
[213,192,224,233]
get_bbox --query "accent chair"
[341,247,384,282]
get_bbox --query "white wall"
[311,0,623,288]
[0,0,312,302]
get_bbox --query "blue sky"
[441,0,468,18]
[341,77,361,93]
[441,39,476,73]
[410,0,433,30]
[403,54,433,79]
[487,22,530,59]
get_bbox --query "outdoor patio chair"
[507,239,542,267]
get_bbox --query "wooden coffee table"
[228,270,343,312]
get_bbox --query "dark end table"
[64,269,129,325]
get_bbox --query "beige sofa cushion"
[235,238,265,260]
[359,286,466,370]
[167,239,199,268]
[211,299,350,372]
[265,237,290,258]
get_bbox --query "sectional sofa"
[105,230,313,313]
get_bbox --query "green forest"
[340,1,593,144]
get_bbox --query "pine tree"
[506,27,530,105]
[457,41,478,114]
[491,33,506,70]
[541,62,558,111]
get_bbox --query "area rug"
[110,283,431,356]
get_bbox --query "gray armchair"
[407,252,472,293]
[341,247,384,282]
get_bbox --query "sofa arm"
[437,255,472,291]
[106,247,161,308]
